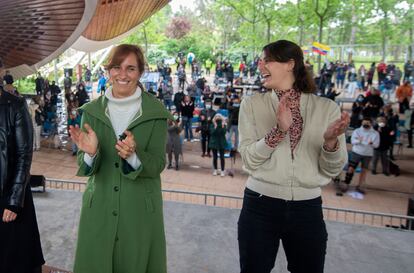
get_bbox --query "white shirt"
[84,86,142,169]
[351,127,380,156]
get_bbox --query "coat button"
[115,162,119,168]
[114,186,119,192]
[112,210,118,216]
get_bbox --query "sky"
[169,0,197,13]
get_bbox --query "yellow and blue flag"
[312,42,330,55]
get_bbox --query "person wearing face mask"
[209,114,227,176]
[342,117,380,194]
[199,100,216,157]
[350,94,366,129]
[77,83,90,107]
[166,112,182,170]
[404,103,414,148]
[238,40,349,273]
[227,96,240,150]
[372,117,393,175]
[69,45,172,273]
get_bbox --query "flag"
[302,46,310,54]
[312,42,330,55]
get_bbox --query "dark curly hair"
[262,40,316,93]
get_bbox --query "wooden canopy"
[0,0,170,76]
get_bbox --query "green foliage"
[121,0,413,66]
[15,76,36,95]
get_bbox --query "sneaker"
[220,170,225,177]
[371,170,377,175]
[183,139,188,142]
[201,153,205,157]
[212,170,218,176]
[355,186,365,195]
[175,165,179,171]
[407,145,413,148]
[383,172,390,176]
[167,164,172,169]
[190,139,195,142]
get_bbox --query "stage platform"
[34,190,414,273]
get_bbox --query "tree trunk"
[348,3,357,63]
[409,5,414,62]
[143,25,148,53]
[317,17,324,72]
[266,19,271,43]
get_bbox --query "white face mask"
[206,104,212,109]
[378,122,386,128]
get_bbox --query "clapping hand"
[323,112,350,149]
[69,123,98,156]
[115,131,136,159]
[277,94,292,132]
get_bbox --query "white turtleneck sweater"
[84,86,142,170]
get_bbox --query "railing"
[43,178,414,231]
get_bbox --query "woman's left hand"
[115,130,137,159]
[2,209,17,223]
[323,111,350,143]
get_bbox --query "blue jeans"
[164,99,172,110]
[182,116,193,140]
[238,189,327,273]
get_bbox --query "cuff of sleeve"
[126,152,142,170]
[83,153,96,167]
[321,141,342,160]
[256,138,277,158]
[265,126,286,148]
[322,140,340,153]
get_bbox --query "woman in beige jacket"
[237,40,349,273]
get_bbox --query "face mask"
[378,122,386,128]
[363,124,370,129]
[173,115,179,120]
[233,103,240,107]
[357,97,364,103]
[206,105,212,109]
[71,110,77,116]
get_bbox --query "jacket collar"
[270,90,311,118]
[80,91,173,130]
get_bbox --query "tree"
[165,16,192,39]
[312,0,340,71]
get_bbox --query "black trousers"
[201,133,211,155]
[238,188,327,273]
[0,188,45,273]
[212,148,225,171]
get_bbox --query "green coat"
[73,92,172,273]
[208,122,227,150]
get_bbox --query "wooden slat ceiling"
[0,0,85,68]
[82,0,170,41]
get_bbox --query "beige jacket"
[238,91,347,201]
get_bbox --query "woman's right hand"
[69,123,98,156]
[277,94,293,132]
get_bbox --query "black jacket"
[0,90,33,208]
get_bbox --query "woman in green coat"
[69,44,171,273]
[209,113,228,177]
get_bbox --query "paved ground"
[32,135,414,217]
[35,190,414,273]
